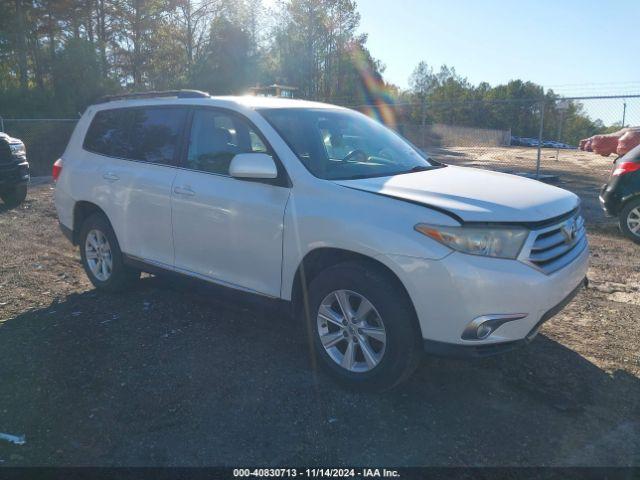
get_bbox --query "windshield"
[258,108,439,180]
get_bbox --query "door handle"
[102,172,120,182]
[173,185,195,197]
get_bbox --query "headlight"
[10,143,26,156]
[415,223,529,259]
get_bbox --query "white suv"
[55,90,589,390]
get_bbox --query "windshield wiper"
[333,174,375,180]
[332,165,441,181]
[401,165,433,174]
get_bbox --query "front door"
[171,108,290,297]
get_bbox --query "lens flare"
[349,43,398,129]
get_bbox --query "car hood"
[334,165,579,223]
[0,132,22,144]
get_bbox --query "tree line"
[0,0,609,145]
[0,0,382,116]
[402,62,609,145]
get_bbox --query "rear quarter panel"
[54,109,95,230]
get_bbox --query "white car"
[54,91,589,390]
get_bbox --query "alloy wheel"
[85,229,113,281]
[316,289,387,373]
[627,207,640,237]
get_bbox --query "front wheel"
[79,213,140,292]
[619,198,640,244]
[306,261,422,391]
[0,184,27,207]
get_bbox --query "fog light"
[476,323,493,339]
[462,313,528,340]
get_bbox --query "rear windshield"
[618,143,640,163]
[258,108,437,180]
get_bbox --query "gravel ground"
[0,152,639,466]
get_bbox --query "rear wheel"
[306,261,422,391]
[0,184,27,207]
[79,213,140,291]
[619,198,640,244]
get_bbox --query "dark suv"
[600,144,640,243]
[0,132,29,207]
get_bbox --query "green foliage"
[192,16,252,94]
[52,38,114,113]
[0,0,386,114]
[262,0,375,102]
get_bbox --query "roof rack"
[96,89,210,104]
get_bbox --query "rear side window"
[83,107,188,165]
[83,109,132,158]
[128,108,187,164]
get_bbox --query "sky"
[356,0,640,125]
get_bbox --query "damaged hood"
[335,165,579,223]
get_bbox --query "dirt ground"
[0,149,639,466]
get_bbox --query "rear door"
[83,106,188,267]
[171,108,290,297]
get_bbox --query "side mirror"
[229,153,278,180]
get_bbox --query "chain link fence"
[0,117,77,176]
[373,94,639,180]
[1,94,637,178]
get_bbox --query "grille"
[523,213,587,274]
[0,138,12,165]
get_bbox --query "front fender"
[280,185,455,300]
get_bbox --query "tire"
[0,184,27,208]
[305,261,422,391]
[619,198,640,244]
[79,212,140,292]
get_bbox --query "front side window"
[258,108,438,180]
[186,110,268,175]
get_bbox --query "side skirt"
[122,254,293,318]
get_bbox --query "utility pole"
[555,100,570,162]
[536,100,545,179]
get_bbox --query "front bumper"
[599,184,620,217]
[384,239,589,352]
[422,277,587,357]
[0,160,29,188]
